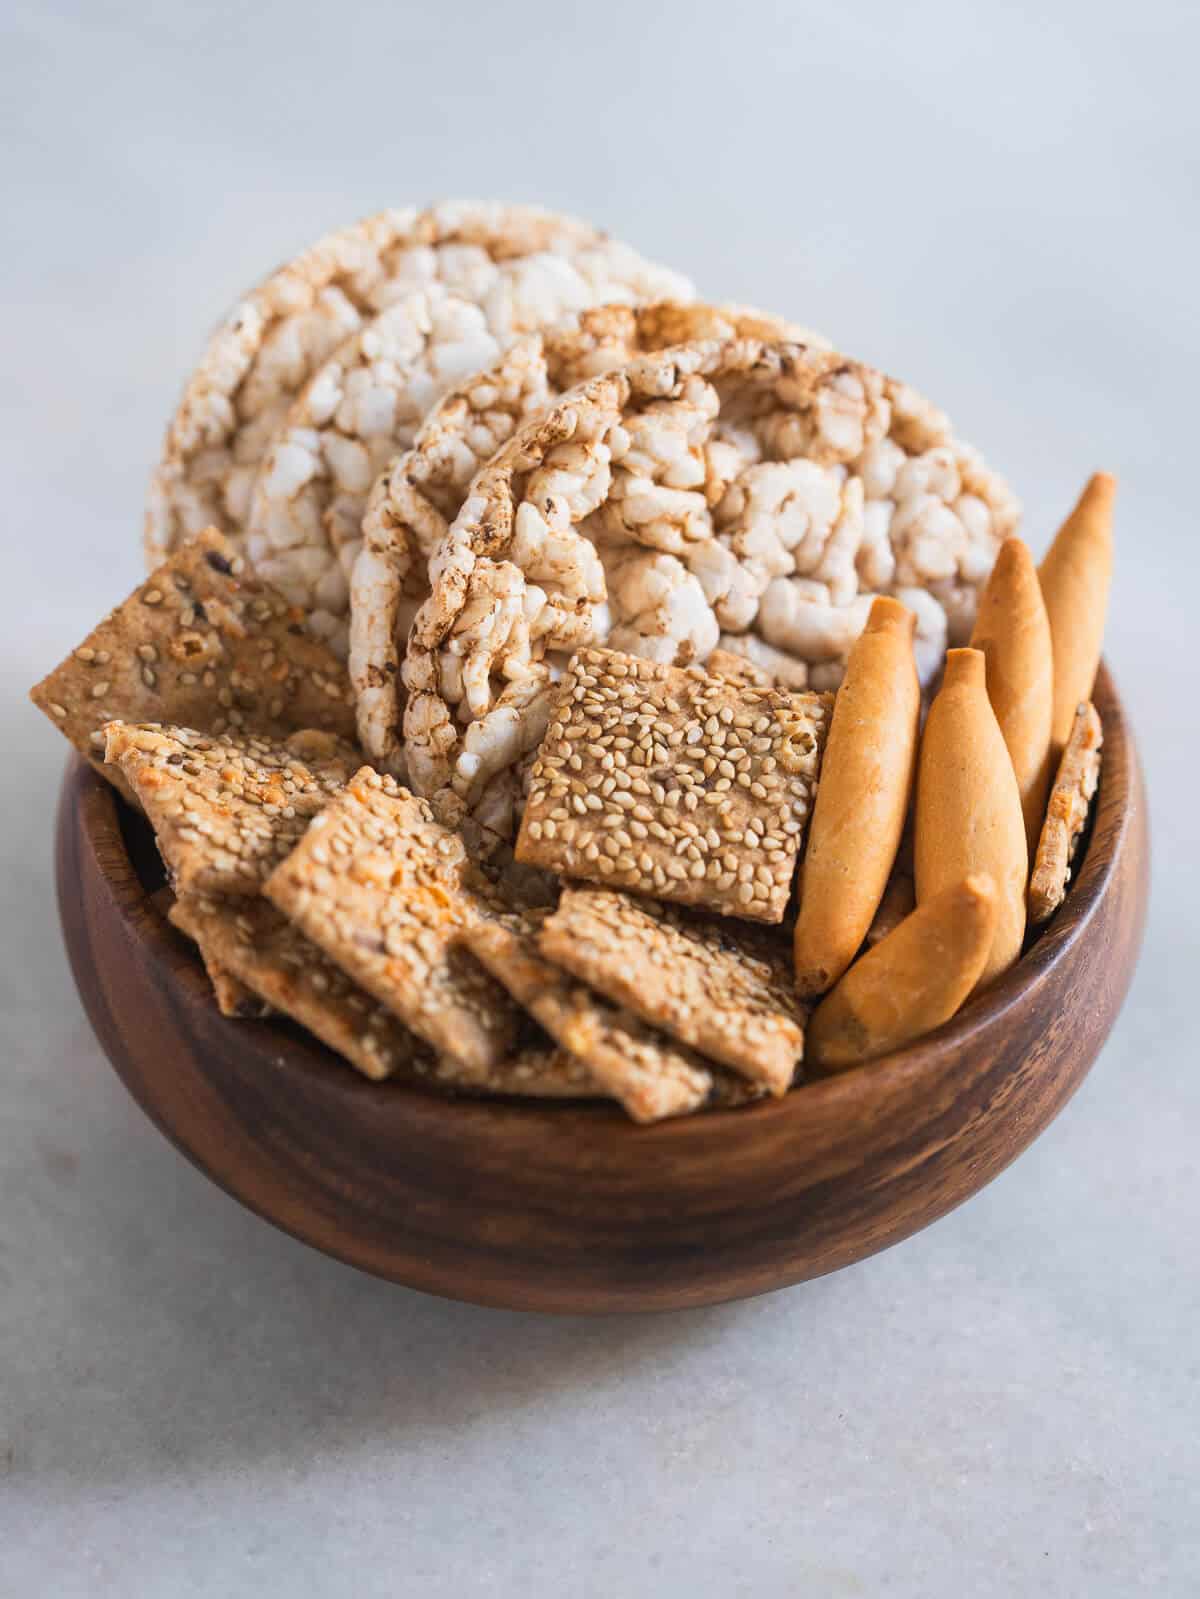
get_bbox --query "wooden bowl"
[56,662,1147,1314]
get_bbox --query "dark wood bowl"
[56,662,1147,1314]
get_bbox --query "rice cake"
[515,649,831,923]
[539,888,805,1094]
[400,335,1019,843]
[263,768,519,1070]
[148,202,692,612]
[1028,701,1103,925]
[168,893,429,1081]
[30,529,356,791]
[350,303,809,768]
[461,912,715,1123]
[104,722,355,896]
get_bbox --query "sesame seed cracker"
[431,1042,603,1101]
[515,648,832,923]
[263,768,520,1071]
[1028,701,1103,925]
[30,529,357,794]
[460,912,717,1123]
[539,888,805,1095]
[167,893,430,1081]
[151,884,269,1018]
[104,722,356,897]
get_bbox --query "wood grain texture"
[55,663,1148,1314]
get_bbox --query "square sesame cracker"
[152,884,269,1018]
[30,528,356,787]
[514,648,832,923]
[263,768,520,1072]
[431,1042,604,1101]
[167,894,429,1081]
[538,888,805,1096]
[461,912,718,1123]
[1029,701,1103,926]
[105,722,357,897]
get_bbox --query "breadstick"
[807,874,998,1071]
[793,596,920,996]
[1039,472,1115,760]
[914,648,1027,988]
[970,537,1054,856]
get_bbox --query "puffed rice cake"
[401,335,1018,846]
[147,202,692,644]
[348,302,821,770]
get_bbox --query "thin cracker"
[1029,701,1103,925]
[154,884,269,1018]
[431,1041,603,1101]
[264,768,519,1070]
[167,893,429,1081]
[515,649,831,923]
[539,888,805,1095]
[104,722,356,896]
[30,529,357,791]
[461,912,715,1123]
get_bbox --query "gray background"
[3,2,1197,1593]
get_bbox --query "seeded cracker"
[149,884,268,1017]
[433,1043,603,1101]
[539,888,805,1094]
[30,529,357,793]
[1028,701,1103,925]
[460,913,716,1123]
[151,882,265,1016]
[167,893,429,1080]
[263,769,520,1071]
[104,723,356,897]
[515,649,831,923]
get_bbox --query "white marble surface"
[3,2,1197,1592]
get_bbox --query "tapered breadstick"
[1039,472,1115,759]
[793,596,920,996]
[914,648,1027,988]
[970,538,1054,855]
[807,874,998,1071]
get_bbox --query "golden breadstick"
[793,596,920,996]
[914,648,1027,988]
[1039,472,1115,759]
[970,537,1054,856]
[807,874,997,1071]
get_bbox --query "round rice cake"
[401,335,1019,846]
[145,200,692,581]
[349,301,823,771]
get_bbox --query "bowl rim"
[64,659,1135,1139]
